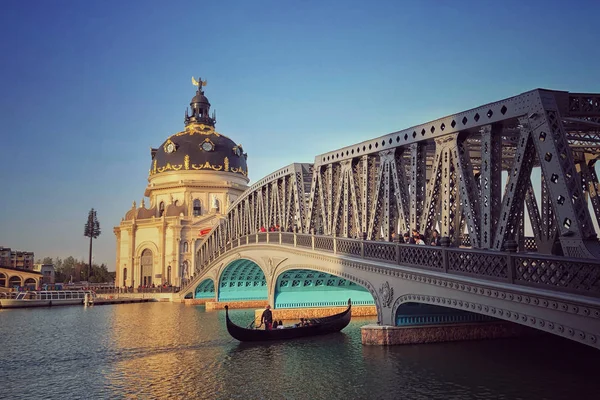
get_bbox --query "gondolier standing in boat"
[260,305,273,330]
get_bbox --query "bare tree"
[84,208,101,280]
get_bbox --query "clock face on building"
[235,147,242,156]
[202,141,214,151]
[164,139,176,154]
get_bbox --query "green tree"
[42,257,53,265]
[56,256,77,283]
[84,208,101,279]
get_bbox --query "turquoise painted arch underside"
[194,278,215,299]
[274,269,374,308]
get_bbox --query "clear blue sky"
[1,0,599,268]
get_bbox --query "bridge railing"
[195,232,600,299]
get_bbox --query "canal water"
[1,303,599,400]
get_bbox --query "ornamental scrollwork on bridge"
[378,281,394,308]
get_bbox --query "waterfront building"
[0,247,11,268]
[0,246,34,270]
[113,78,249,289]
[13,251,34,270]
[33,263,55,284]
[0,247,40,290]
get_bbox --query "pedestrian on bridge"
[430,230,441,246]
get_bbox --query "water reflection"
[1,304,599,400]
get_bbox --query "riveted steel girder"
[192,89,600,286]
[479,124,502,249]
[410,143,427,232]
[493,117,537,250]
[581,156,600,229]
[452,134,481,247]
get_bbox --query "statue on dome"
[191,76,207,88]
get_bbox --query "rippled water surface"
[1,303,599,399]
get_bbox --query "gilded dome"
[149,78,248,178]
[150,123,248,177]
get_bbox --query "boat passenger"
[277,320,284,329]
[261,305,273,330]
[272,320,279,329]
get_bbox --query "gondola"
[224,299,352,342]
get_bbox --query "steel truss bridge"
[183,89,600,349]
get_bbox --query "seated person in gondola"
[272,320,279,329]
[294,318,305,328]
[276,320,284,329]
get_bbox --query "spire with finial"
[185,76,215,127]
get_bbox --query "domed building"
[114,78,249,289]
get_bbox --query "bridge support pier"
[254,305,377,324]
[206,300,268,310]
[182,298,210,305]
[361,322,540,345]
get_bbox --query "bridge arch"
[273,268,374,309]
[24,278,37,287]
[8,276,22,287]
[185,236,600,348]
[194,278,215,299]
[217,259,267,302]
[389,292,599,347]
[394,301,497,327]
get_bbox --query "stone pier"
[182,298,210,305]
[361,321,541,345]
[206,300,269,310]
[254,305,377,324]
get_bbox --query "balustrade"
[186,231,600,299]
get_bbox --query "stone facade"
[114,83,249,289]
[113,173,247,289]
[183,298,209,305]
[206,300,268,310]
[360,322,541,345]
[254,305,377,324]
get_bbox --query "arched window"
[123,268,128,283]
[0,273,6,287]
[24,278,36,289]
[9,276,22,288]
[159,201,165,217]
[193,199,201,216]
[183,242,189,253]
[174,200,179,206]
